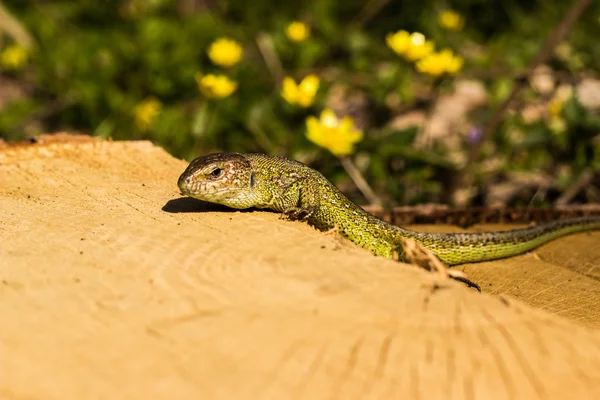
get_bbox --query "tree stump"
[1,134,599,399]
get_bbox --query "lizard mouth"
[178,179,240,199]
[177,173,195,195]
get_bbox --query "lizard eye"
[207,167,223,179]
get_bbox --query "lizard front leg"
[277,176,320,222]
[283,205,318,221]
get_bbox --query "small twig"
[420,77,444,149]
[528,184,549,206]
[339,155,383,206]
[256,32,284,83]
[555,168,594,206]
[451,0,593,205]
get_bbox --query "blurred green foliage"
[1,0,600,206]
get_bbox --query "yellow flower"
[285,21,311,42]
[386,30,411,55]
[0,45,28,70]
[195,73,238,98]
[305,109,363,156]
[386,30,434,61]
[416,49,463,77]
[438,10,464,31]
[548,98,564,118]
[207,38,243,68]
[281,75,320,107]
[134,97,162,130]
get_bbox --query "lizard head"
[178,152,256,209]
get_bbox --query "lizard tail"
[405,216,600,265]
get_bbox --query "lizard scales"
[178,152,600,265]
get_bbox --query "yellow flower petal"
[416,49,463,77]
[281,75,320,107]
[386,30,434,61]
[548,98,564,118]
[0,45,28,70]
[207,38,243,68]
[134,97,162,130]
[298,74,320,95]
[196,73,238,98]
[320,109,338,127]
[386,30,411,56]
[285,21,311,42]
[438,10,464,31]
[305,116,320,140]
[281,77,299,105]
[305,109,363,156]
[405,33,434,61]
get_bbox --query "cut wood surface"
[1,134,600,400]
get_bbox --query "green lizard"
[178,152,600,265]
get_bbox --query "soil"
[1,134,600,399]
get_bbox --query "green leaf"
[562,96,585,126]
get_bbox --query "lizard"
[177,152,600,266]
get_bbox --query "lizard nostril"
[177,173,191,191]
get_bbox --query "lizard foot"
[282,206,316,221]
